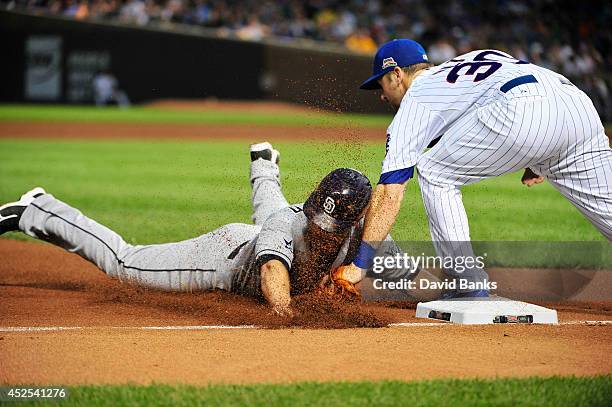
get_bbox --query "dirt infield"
[1,239,611,385]
[2,102,612,386]
[0,121,386,142]
[146,99,327,115]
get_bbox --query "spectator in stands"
[119,0,148,25]
[345,29,377,54]
[7,0,609,121]
[236,15,269,41]
[160,0,184,23]
[427,38,456,64]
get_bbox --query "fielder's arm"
[362,182,407,243]
[260,259,293,316]
[334,182,408,285]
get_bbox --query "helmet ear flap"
[304,168,372,233]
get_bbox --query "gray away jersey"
[229,204,363,299]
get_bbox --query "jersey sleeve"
[380,97,446,182]
[254,206,299,270]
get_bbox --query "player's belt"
[227,241,249,259]
[500,74,538,93]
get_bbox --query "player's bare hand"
[270,303,294,318]
[521,168,544,187]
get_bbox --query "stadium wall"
[0,11,387,113]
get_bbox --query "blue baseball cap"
[360,39,429,90]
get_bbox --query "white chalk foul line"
[1,320,611,333]
[1,326,84,332]
[141,325,258,330]
[558,320,612,326]
[390,320,612,327]
[0,325,259,332]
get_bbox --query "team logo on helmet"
[382,57,398,70]
[323,196,335,214]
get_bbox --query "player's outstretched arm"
[362,183,407,243]
[260,259,293,317]
[333,182,407,286]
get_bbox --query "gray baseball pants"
[18,158,286,292]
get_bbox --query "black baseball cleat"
[0,187,46,235]
[250,142,280,165]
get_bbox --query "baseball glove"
[330,265,360,297]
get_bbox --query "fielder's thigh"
[532,88,612,239]
[539,136,612,240]
[417,95,561,187]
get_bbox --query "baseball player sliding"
[0,143,377,316]
[333,39,612,297]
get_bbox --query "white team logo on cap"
[323,196,335,214]
[423,54,429,60]
[382,57,398,69]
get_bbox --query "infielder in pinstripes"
[332,39,611,297]
[0,143,383,316]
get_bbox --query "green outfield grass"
[0,103,608,267]
[0,104,391,128]
[2,105,607,132]
[0,138,604,244]
[20,376,612,406]
[1,138,608,268]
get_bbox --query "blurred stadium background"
[1,3,611,402]
[1,0,610,120]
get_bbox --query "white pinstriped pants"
[416,82,612,249]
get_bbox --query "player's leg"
[415,122,485,292]
[533,89,612,239]
[416,172,489,292]
[250,142,289,225]
[544,157,612,240]
[12,190,131,278]
[415,96,558,292]
[6,189,259,291]
[118,223,260,291]
[115,90,131,108]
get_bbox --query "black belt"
[227,241,249,259]
[500,74,538,93]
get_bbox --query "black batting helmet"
[304,168,372,234]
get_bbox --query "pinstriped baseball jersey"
[380,48,611,241]
[382,49,577,176]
